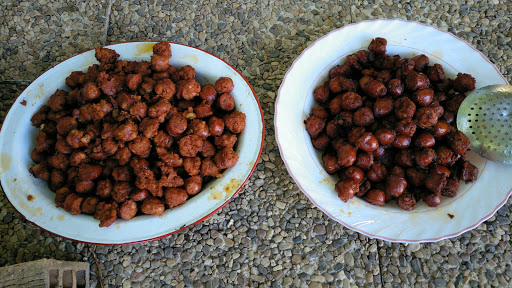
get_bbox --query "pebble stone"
[1,1,512,287]
[0,1,107,81]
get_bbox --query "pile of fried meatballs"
[306,37,478,210]
[29,42,246,227]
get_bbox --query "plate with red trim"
[0,42,264,245]
[275,19,511,242]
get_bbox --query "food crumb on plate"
[448,213,454,219]
[20,100,27,106]
[27,195,34,201]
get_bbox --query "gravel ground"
[1,0,512,287]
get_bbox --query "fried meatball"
[311,107,329,119]
[415,133,435,148]
[95,202,118,227]
[126,73,143,91]
[412,54,429,72]
[406,168,427,186]
[385,175,407,197]
[368,37,387,55]
[141,197,165,215]
[119,200,138,220]
[375,129,396,145]
[81,196,99,215]
[112,182,132,203]
[335,179,359,202]
[353,107,374,126]
[442,178,459,197]
[166,114,188,137]
[177,79,201,100]
[128,135,152,158]
[216,93,235,111]
[405,71,430,91]
[63,193,83,215]
[130,189,150,202]
[448,131,471,155]
[355,152,374,170]
[461,161,478,182]
[184,176,203,196]
[392,135,411,149]
[423,193,441,207]
[415,107,439,129]
[313,85,330,103]
[178,65,196,80]
[340,92,362,111]
[306,115,325,138]
[154,79,176,100]
[151,54,170,72]
[208,116,225,137]
[153,41,172,58]
[201,140,217,158]
[214,148,239,169]
[194,103,213,118]
[95,47,119,64]
[453,73,476,92]
[367,163,388,182]
[413,88,434,106]
[224,111,246,134]
[183,157,201,176]
[394,97,416,119]
[329,64,350,79]
[153,130,173,148]
[329,76,356,94]
[115,121,138,142]
[344,166,365,183]
[424,171,447,195]
[427,63,445,82]
[432,121,451,138]
[214,133,237,149]
[364,189,386,206]
[112,166,132,182]
[363,80,387,98]
[82,82,101,101]
[215,77,234,93]
[200,84,217,104]
[178,135,203,157]
[415,148,436,169]
[139,117,160,139]
[312,134,330,150]
[164,188,188,208]
[397,192,416,211]
[200,159,220,177]
[374,97,393,117]
[356,132,379,152]
[78,164,102,181]
[322,154,341,175]
[337,144,357,167]
[387,79,403,97]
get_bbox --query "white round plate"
[0,42,264,245]
[275,19,511,243]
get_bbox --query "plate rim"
[275,18,511,243]
[0,40,265,245]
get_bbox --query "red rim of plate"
[275,18,511,243]
[0,41,265,245]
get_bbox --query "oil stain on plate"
[0,153,12,175]
[208,178,242,201]
[135,43,155,57]
[180,54,199,66]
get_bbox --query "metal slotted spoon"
[457,85,512,164]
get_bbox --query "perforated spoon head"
[457,85,512,164]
